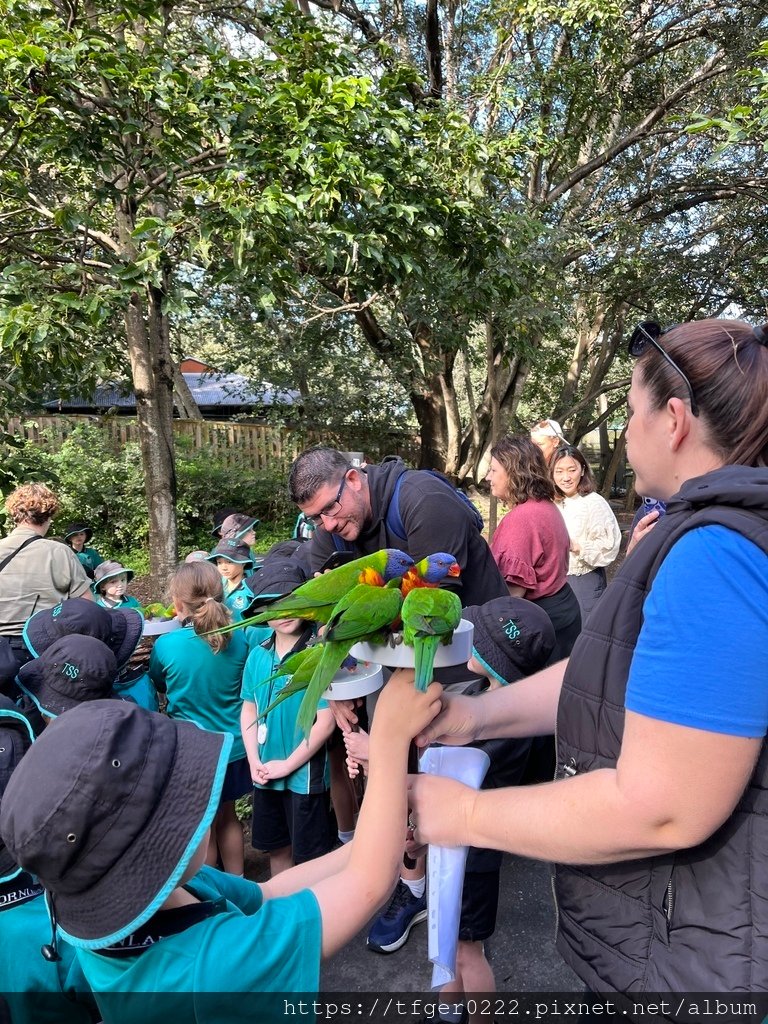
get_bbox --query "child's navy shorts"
[220,756,252,803]
[251,787,331,863]
[459,856,502,942]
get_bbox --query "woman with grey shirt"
[0,483,91,684]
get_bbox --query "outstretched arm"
[409,711,760,863]
[309,669,442,958]
[415,658,566,748]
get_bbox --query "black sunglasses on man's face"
[627,321,699,417]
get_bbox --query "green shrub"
[0,423,296,565]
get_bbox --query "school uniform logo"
[0,881,43,909]
[502,619,521,641]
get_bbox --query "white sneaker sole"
[366,908,428,954]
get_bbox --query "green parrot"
[225,549,415,632]
[257,645,324,719]
[294,579,405,737]
[401,586,463,691]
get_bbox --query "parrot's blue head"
[415,552,461,583]
[382,549,416,581]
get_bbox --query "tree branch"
[26,191,120,256]
[545,54,728,204]
[132,149,229,203]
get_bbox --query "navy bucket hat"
[0,695,36,882]
[23,597,143,668]
[0,700,232,948]
[210,507,239,538]
[17,636,120,719]
[63,522,93,542]
[461,597,556,686]
[207,538,254,568]
[245,558,307,612]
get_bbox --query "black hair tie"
[754,324,768,346]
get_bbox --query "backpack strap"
[385,471,409,541]
[331,467,484,549]
[386,470,484,541]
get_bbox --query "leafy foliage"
[689,41,768,151]
[0,424,296,563]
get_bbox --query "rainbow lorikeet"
[292,578,405,736]
[222,549,415,631]
[256,644,325,720]
[400,552,460,597]
[401,586,463,691]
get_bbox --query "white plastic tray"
[322,661,384,700]
[142,617,182,637]
[349,618,473,669]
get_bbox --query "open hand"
[372,669,442,743]
[329,698,361,732]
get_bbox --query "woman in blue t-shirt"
[407,318,768,994]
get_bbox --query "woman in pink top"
[488,436,581,663]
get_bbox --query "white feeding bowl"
[349,618,474,669]
[142,617,182,637]
[322,660,384,701]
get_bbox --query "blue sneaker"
[366,880,427,954]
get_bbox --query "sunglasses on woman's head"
[627,321,699,417]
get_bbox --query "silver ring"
[407,813,416,831]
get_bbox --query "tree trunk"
[172,362,203,419]
[458,330,537,482]
[599,424,627,500]
[124,286,178,589]
[113,140,179,590]
[408,320,457,471]
[410,386,449,469]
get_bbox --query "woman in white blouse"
[551,445,621,621]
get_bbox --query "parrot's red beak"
[448,562,461,577]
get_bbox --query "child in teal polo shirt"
[62,522,104,580]
[0,695,97,1024]
[0,676,442,1022]
[240,558,334,875]
[207,538,255,623]
[90,562,155,711]
[149,560,251,876]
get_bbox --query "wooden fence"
[3,415,420,473]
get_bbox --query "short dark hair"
[490,436,555,506]
[288,446,351,505]
[550,445,596,497]
[637,319,768,466]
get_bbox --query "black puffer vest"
[555,465,768,993]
